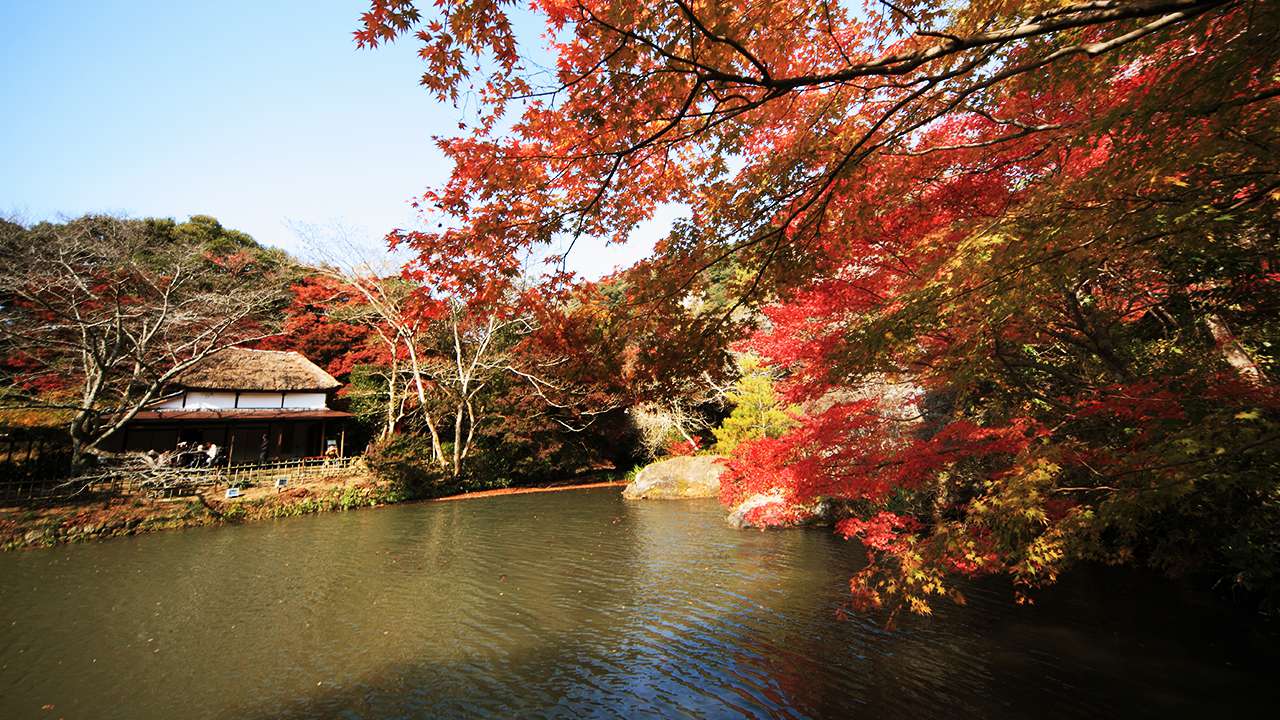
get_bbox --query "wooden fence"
[0,456,365,505]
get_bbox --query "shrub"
[364,434,514,499]
[364,434,457,498]
[712,355,797,454]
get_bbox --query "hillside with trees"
[0,215,296,465]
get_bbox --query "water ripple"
[0,488,1274,719]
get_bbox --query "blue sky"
[0,0,661,278]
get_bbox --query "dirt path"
[428,480,626,503]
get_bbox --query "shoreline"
[1,474,627,550]
[428,480,627,502]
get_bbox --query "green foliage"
[364,434,510,498]
[712,355,797,454]
[462,375,611,483]
[346,364,393,434]
[255,484,389,517]
[364,434,446,496]
[221,502,248,521]
[148,214,298,279]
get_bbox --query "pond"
[0,487,1275,718]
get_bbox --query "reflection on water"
[0,488,1275,718]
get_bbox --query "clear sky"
[0,0,662,278]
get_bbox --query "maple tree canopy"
[358,1,1280,619]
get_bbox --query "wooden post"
[339,427,346,457]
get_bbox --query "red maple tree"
[357,0,1280,619]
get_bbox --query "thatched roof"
[131,408,351,422]
[174,348,340,391]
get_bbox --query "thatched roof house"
[173,348,341,392]
[103,347,352,462]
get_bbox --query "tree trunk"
[1205,314,1268,386]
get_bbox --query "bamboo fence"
[0,456,365,504]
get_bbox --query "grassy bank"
[0,473,408,550]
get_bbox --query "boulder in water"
[622,455,725,500]
[726,493,852,529]
[725,492,788,529]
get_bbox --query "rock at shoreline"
[725,492,788,529]
[726,492,851,529]
[622,455,725,500]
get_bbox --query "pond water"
[0,488,1275,718]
